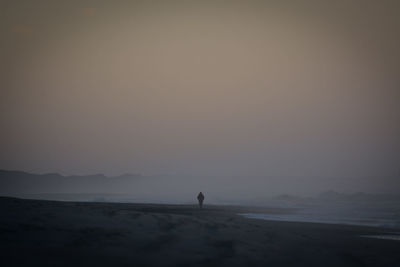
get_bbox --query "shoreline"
[1,196,400,266]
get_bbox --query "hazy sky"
[1,1,399,192]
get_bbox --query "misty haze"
[1,1,399,266]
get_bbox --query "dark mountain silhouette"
[0,169,142,195]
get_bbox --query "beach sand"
[1,196,399,267]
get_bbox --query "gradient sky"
[0,1,399,193]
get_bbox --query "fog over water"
[1,0,400,197]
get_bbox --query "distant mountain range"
[0,169,142,195]
[316,190,400,202]
[1,170,399,204]
[274,190,400,202]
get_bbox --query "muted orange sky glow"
[1,0,399,194]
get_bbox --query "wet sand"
[1,196,399,267]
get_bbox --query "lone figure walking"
[197,192,205,209]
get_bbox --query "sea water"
[239,199,400,229]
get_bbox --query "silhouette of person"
[197,192,204,208]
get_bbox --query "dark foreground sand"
[1,197,399,267]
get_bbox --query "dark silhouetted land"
[1,196,399,267]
